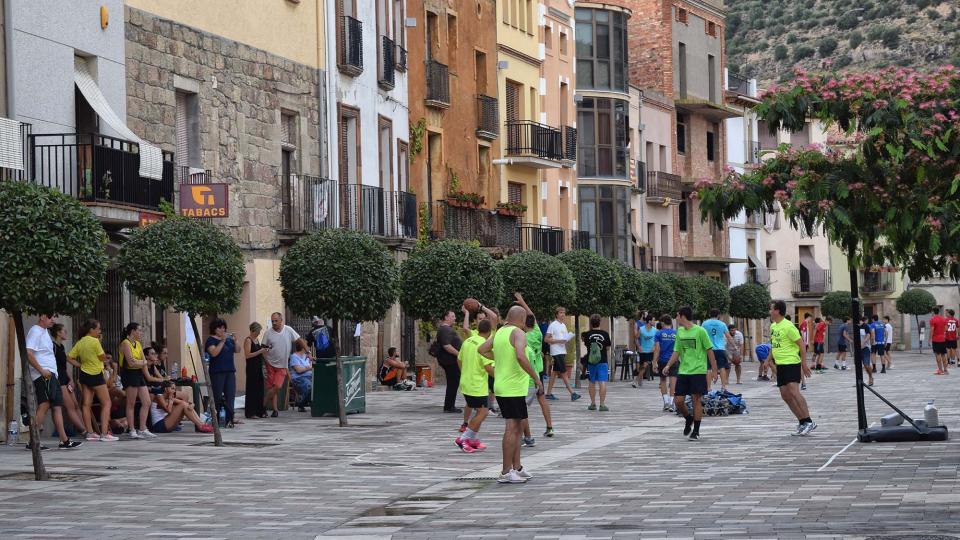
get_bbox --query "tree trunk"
[331,319,347,427]
[188,313,222,446]
[848,270,868,433]
[915,314,923,353]
[573,314,582,389]
[12,312,48,480]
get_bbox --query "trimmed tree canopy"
[120,217,244,316]
[498,251,576,320]
[613,262,646,318]
[820,290,854,320]
[688,275,731,320]
[0,182,108,315]
[896,287,937,316]
[557,249,622,316]
[697,67,960,281]
[400,241,503,320]
[659,273,700,317]
[281,229,398,321]
[729,283,772,320]
[637,272,677,316]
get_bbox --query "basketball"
[463,298,480,314]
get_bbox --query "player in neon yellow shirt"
[769,300,816,436]
[455,319,495,453]
[513,293,554,445]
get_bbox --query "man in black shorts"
[479,306,542,484]
[660,306,716,441]
[770,300,816,436]
[25,314,82,450]
[544,307,580,401]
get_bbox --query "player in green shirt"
[661,306,717,441]
[769,300,816,436]
[455,319,495,453]
[514,293,554,445]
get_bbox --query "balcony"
[563,125,577,164]
[860,270,896,295]
[378,35,396,90]
[654,255,685,274]
[791,268,831,297]
[636,161,646,191]
[504,120,563,168]
[30,133,174,218]
[0,120,31,181]
[747,140,761,164]
[429,202,519,251]
[745,266,770,284]
[519,224,565,255]
[339,15,363,76]
[570,229,591,250]
[645,171,682,203]
[425,59,450,108]
[476,95,498,140]
[279,174,416,239]
[746,210,764,227]
[175,166,210,185]
[726,72,750,95]
[395,44,407,72]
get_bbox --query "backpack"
[314,326,336,359]
[587,339,602,365]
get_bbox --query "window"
[678,195,688,232]
[574,8,627,92]
[677,113,687,155]
[338,105,360,185]
[766,250,777,270]
[392,0,405,46]
[706,130,715,162]
[378,117,393,189]
[175,91,200,171]
[707,21,716,36]
[577,97,628,178]
[659,145,668,172]
[475,51,488,94]
[478,145,490,183]
[427,12,439,59]
[281,112,298,171]
[526,0,533,34]
[660,225,669,256]
[508,181,523,204]
[678,42,687,98]
[397,141,409,192]
[447,14,458,71]
[505,80,522,121]
[578,185,632,264]
[544,25,552,50]
[708,54,717,102]
[677,7,688,23]
[559,30,568,55]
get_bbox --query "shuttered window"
[507,182,522,204]
[505,81,521,122]
[175,92,188,166]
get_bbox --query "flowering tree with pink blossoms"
[697,66,960,440]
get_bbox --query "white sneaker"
[128,430,143,440]
[85,433,101,442]
[497,469,527,484]
[799,421,818,436]
[516,467,533,479]
[139,429,157,438]
[100,433,119,442]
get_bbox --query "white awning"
[74,57,163,180]
[0,117,24,171]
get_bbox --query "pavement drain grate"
[0,471,105,482]
[189,441,279,448]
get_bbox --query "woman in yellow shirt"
[67,319,118,442]
[119,322,155,439]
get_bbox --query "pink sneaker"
[467,439,486,451]
[455,437,476,453]
[459,423,467,433]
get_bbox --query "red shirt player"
[814,320,827,344]
[946,309,959,356]
[929,308,949,375]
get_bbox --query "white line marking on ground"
[818,422,874,472]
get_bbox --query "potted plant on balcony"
[447,191,485,209]
[495,202,527,217]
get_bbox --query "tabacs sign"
[180,183,229,218]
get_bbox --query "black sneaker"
[297,406,306,412]
[59,440,83,449]
[24,443,49,451]
[688,432,701,441]
[683,416,693,436]
[880,367,886,374]
[270,410,279,418]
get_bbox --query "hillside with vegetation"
[726,0,960,87]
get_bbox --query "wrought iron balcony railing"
[429,202,519,250]
[476,95,498,139]
[505,120,563,161]
[425,59,450,107]
[791,268,832,296]
[379,35,396,90]
[645,170,682,201]
[339,15,363,75]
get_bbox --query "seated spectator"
[151,344,193,404]
[378,347,415,390]
[149,380,213,434]
[288,341,313,412]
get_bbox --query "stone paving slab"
[0,351,958,539]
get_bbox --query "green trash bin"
[311,356,367,417]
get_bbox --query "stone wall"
[125,6,324,252]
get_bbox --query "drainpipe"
[4,0,15,118]
[320,0,338,181]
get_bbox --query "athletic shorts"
[78,370,105,388]
[933,342,947,354]
[838,343,848,353]
[712,350,729,370]
[674,374,707,396]
[551,354,567,373]
[151,419,170,434]
[265,364,288,389]
[464,394,488,409]
[861,347,872,366]
[587,362,609,383]
[872,344,885,355]
[496,396,528,420]
[33,376,64,407]
[121,368,146,389]
[813,343,824,354]
[775,363,802,387]
[488,376,495,393]
[885,343,892,353]
[946,340,957,350]
[638,352,654,365]
[657,360,678,379]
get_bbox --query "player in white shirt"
[543,307,581,402]
[883,316,894,369]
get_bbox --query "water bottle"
[203,353,210,366]
[7,421,18,446]
[171,362,179,379]
[924,400,940,427]
[218,407,226,428]
[880,412,903,427]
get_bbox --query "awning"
[747,252,763,269]
[74,57,163,180]
[798,248,822,272]
[0,117,24,170]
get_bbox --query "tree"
[0,181,108,480]
[793,45,815,61]
[658,273,700,317]
[696,65,960,437]
[557,250,622,372]
[821,291,853,320]
[688,275,731,320]
[400,241,503,321]
[849,31,864,49]
[613,262,645,319]
[637,272,677,317]
[881,27,901,49]
[280,229,398,426]
[497,251,575,321]
[729,283,771,320]
[120,217,245,446]
[774,44,788,61]
[837,12,859,30]
[818,37,838,58]
[896,288,938,352]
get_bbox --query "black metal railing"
[745,266,770,284]
[747,140,761,164]
[727,72,750,95]
[176,166,210,184]
[476,95,498,139]
[654,255,685,274]
[280,174,416,238]
[30,133,174,210]
[339,15,363,73]
[505,120,563,161]
[563,125,577,161]
[645,170,682,201]
[636,161,647,191]
[0,120,31,181]
[570,229,590,250]
[860,271,895,294]
[791,268,831,295]
[395,44,407,72]
[379,35,396,89]
[746,211,764,227]
[426,59,450,106]
[429,202,519,250]
[519,224,566,256]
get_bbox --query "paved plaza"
[0,351,958,539]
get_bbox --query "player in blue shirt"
[652,315,678,411]
[634,314,658,388]
[870,315,886,373]
[755,342,775,381]
[701,309,732,390]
